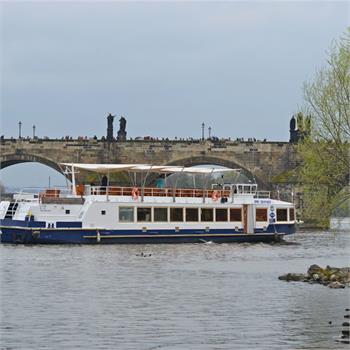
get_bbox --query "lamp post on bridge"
[201,122,205,140]
[208,126,212,139]
[33,125,36,139]
[18,121,22,139]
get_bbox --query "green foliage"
[298,28,350,226]
[296,112,304,132]
[304,116,312,134]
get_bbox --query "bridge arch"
[0,153,268,188]
[0,153,64,176]
[165,156,266,188]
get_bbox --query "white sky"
[0,1,349,187]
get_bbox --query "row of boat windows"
[115,207,295,223]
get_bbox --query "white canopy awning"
[60,163,240,174]
[130,165,166,172]
[157,166,239,174]
[60,163,145,173]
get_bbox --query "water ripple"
[0,231,349,349]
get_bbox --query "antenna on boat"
[61,164,79,195]
[58,163,71,191]
[107,168,110,201]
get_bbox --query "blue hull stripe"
[0,218,46,228]
[0,223,295,244]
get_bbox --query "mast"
[71,165,77,195]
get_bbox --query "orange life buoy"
[131,187,139,200]
[212,190,220,201]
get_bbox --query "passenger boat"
[0,163,296,244]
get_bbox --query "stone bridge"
[0,138,297,189]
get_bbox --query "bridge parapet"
[0,137,290,146]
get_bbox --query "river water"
[0,231,349,350]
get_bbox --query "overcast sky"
[0,1,349,187]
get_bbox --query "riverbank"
[279,264,350,288]
[331,217,350,231]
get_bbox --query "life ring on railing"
[131,187,139,200]
[212,190,220,201]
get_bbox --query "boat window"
[243,185,251,193]
[277,208,288,221]
[230,208,242,221]
[65,209,70,215]
[186,208,199,222]
[289,208,295,221]
[101,210,106,216]
[216,208,228,222]
[154,208,168,222]
[119,207,134,222]
[256,208,267,221]
[170,208,183,222]
[201,208,213,222]
[137,207,152,222]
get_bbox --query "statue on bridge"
[117,116,127,141]
[106,113,115,142]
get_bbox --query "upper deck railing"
[37,184,270,201]
[88,186,231,199]
[254,191,271,199]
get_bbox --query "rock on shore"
[279,265,350,288]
